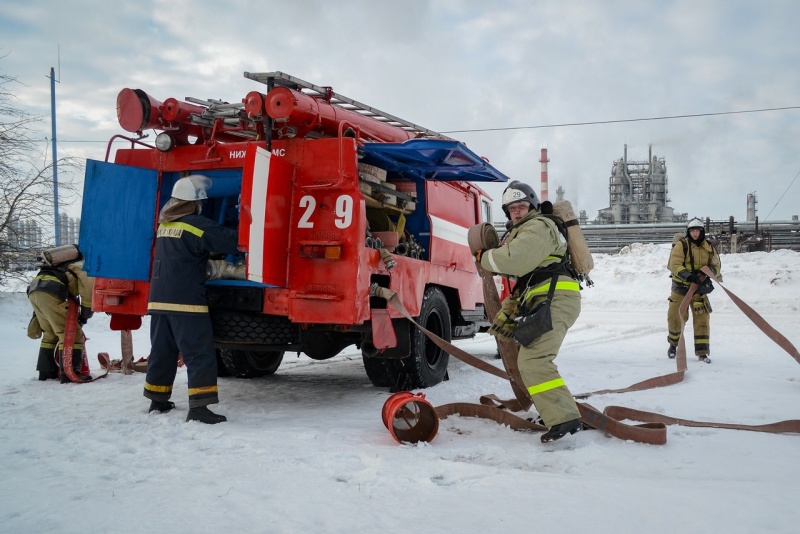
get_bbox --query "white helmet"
[686,217,705,241]
[171,175,211,201]
[687,218,704,229]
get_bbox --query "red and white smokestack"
[539,148,549,202]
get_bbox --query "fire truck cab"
[80,71,508,389]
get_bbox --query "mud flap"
[370,309,398,350]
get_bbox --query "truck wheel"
[362,356,402,388]
[405,286,451,388]
[219,348,284,378]
[215,349,231,377]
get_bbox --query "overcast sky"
[2,0,799,224]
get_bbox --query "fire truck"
[79,71,508,389]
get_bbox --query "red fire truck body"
[80,72,508,388]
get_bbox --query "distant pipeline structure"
[500,146,799,253]
[596,144,687,224]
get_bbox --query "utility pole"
[48,66,61,246]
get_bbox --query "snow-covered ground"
[1,244,798,534]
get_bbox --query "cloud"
[1,0,798,223]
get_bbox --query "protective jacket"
[480,212,579,302]
[147,213,239,314]
[668,237,721,294]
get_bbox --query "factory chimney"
[746,192,757,222]
[539,148,549,202]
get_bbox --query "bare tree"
[1,57,80,284]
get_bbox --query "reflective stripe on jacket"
[524,279,582,301]
[147,213,239,315]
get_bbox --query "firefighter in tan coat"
[27,245,94,382]
[667,218,722,363]
[477,181,583,443]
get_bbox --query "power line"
[441,105,800,134]
[35,138,108,143]
[763,168,800,222]
[28,104,800,141]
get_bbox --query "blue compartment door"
[79,160,159,281]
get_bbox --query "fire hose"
[61,298,109,383]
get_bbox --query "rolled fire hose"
[467,222,500,254]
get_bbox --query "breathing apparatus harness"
[507,212,581,314]
[673,236,719,296]
[28,261,80,302]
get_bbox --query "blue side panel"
[79,160,159,281]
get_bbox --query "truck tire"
[219,348,284,378]
[215,349,231,377]
[405,286,451,388]
[362,287,451,389]
[362,356,402,388]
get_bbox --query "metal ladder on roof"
[244,71,450,140]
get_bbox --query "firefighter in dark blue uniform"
[143,175,240,424]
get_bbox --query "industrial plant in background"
[525,147,799,254]
[1,215,81,272]
[595,144,687,224]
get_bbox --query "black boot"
[59,349,92,383]
[149,400,176,413]
[59,349,70,383]
[72,349,92,381]
[667,345,677,359]
[541,418,583,443]
[186,406,227,424]
[37,347,59,381]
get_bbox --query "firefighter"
[143,175,240,424]
[26,244,94,382]
[667,218,722,363]
[475,181,583,443]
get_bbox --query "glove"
[488,312,515,340]
[488,297,519,340]
[78,306,94,326]
[27,313,43,340]
[697,277,715,295]
[686,272,701,284]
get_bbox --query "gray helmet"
[501,180,541,218]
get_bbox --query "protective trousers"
[667,291,711,356]
[144,313,219,408]
[517,292,581,427]
[28,291,86,375]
